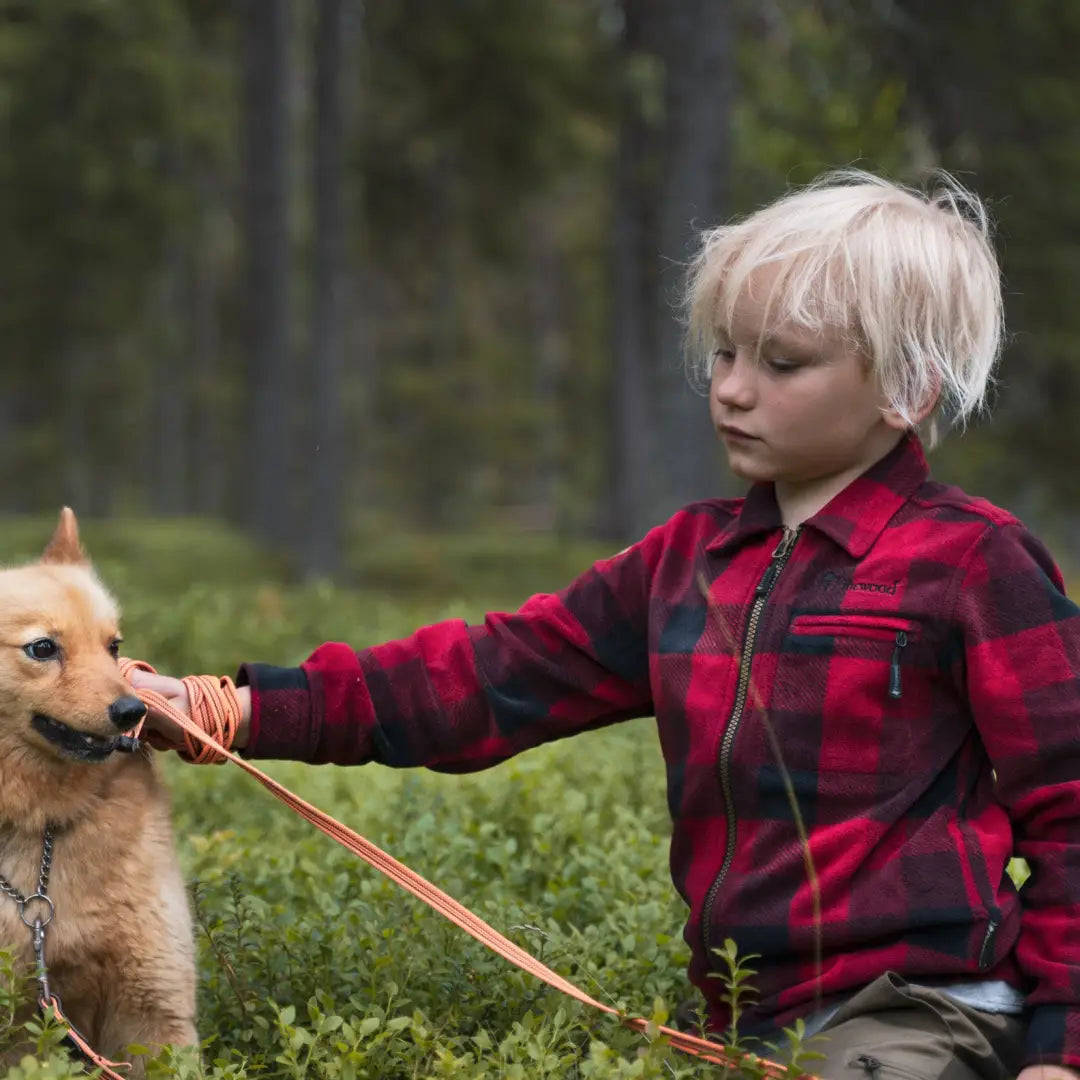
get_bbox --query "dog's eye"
[24,639,59,661]
[108,640,121,659]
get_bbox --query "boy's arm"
[240,526,665,770]
[956,521,1080,1071]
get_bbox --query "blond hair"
[684,169,1003,446]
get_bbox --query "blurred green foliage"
[0,1,1076,556]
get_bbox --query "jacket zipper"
[701,525,800,967]
[888,630,908,700]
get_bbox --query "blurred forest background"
[1,0,1079,582]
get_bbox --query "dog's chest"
[0,831,115,969]
[0,839,48,973]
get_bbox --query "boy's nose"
[108,695,147,730]
[713,353,757,408]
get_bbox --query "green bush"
[4,517,790,1077]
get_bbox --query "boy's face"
[709,272,909,514]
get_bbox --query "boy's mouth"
[31,713,132,764]
[719,423,758,440]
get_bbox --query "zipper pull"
[771,525,799,560]
[755,527,800,596]
[888,630,908,699]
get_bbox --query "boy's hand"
[127,670,192,751]
[128,669,252,752]
[1017,1068,1080,1080]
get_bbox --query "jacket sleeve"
[955,521,1080,1069]
[238,526,664,771]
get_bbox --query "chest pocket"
[768,611,931,774]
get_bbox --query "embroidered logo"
[819,571,899,595]
[851,580,899,595]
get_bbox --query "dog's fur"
[0,510,196,1070]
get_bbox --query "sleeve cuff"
[1023,1003,1080,1070]
[236,662,317,761]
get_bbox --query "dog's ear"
[41,507,89,565]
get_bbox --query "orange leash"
[117,658,797,1076]
[42,995,131,1076]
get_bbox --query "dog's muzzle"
[32,696,146,763]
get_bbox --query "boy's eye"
[765,356,800,374]
[712,346,736,364]
[24,639,59,661]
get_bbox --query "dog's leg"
[93,885,199,1074]
[95,971,198,1077]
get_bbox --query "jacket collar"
[706,433,929,559]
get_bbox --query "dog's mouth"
[31,714,138,764]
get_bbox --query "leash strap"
[41,995,131,1077]
[120,658,795,1075]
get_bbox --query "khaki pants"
[678,973,1026,1080]
[781,974,1024,1080]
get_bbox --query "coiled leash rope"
[116,658,798,1076]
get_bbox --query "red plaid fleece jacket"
[241,435,1080,1068]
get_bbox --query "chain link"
[37,827,53,896]
[0,872,24,906]
[0,825,53,911]
[0,825,54,907]
[0,825,58,1005]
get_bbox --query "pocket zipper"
[789,614,918,703]
[978,917,999,969]
[888,630,908,700]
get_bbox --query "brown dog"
[0,509,196,1071]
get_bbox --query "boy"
[134,171,1080,1079]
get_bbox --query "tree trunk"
[410,146,463,529]
[241,0,292,546]
[61,343,93,515]
[190,177,227,517]
[149,247,189,515]
[605,0,664,542]
[303,0,348,579]
[527,202,566,530]
[347,260,379,520]
[0,380,32,512]
[653,0,734,517]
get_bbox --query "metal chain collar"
[0,824,57,1002]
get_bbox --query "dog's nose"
[108,695,147,731]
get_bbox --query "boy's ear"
[881,386,940,432]
[881,404,918,432]
[42,507,89,566]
